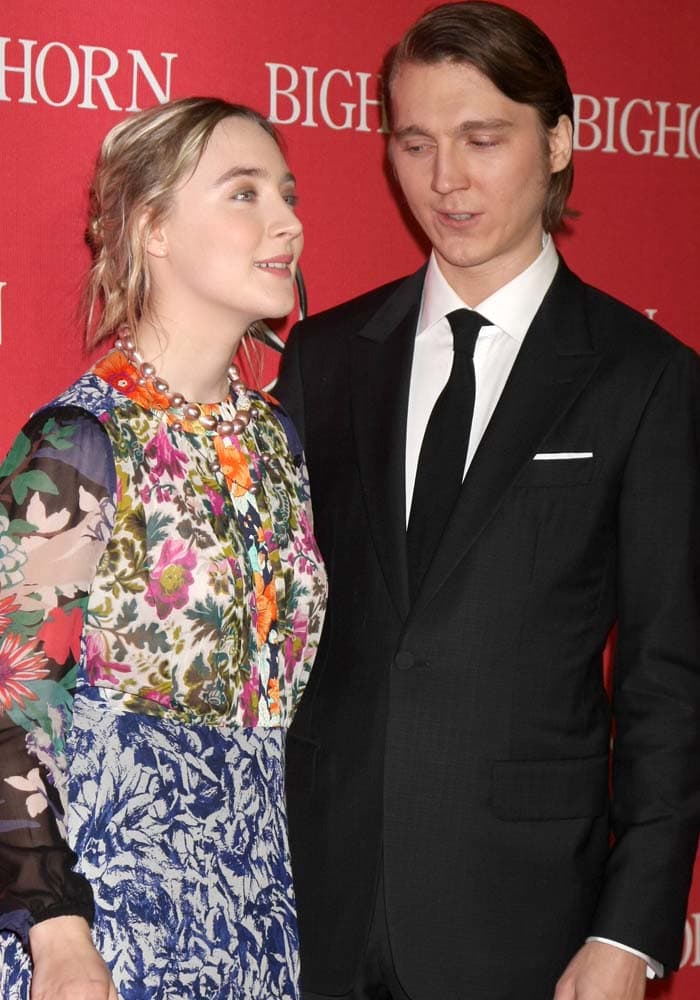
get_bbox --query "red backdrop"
[1,2,699,992]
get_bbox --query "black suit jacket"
[276,260,700,1000]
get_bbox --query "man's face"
[389,60,572,300]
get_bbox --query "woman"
[0,97,326,999]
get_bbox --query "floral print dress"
[0,350,327,1000]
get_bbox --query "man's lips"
[435,210,482,224]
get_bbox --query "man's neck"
[418,235,557,341]
[434,233,547,306]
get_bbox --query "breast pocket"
[516,454,596,488]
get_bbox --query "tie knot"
[446,309,488,356]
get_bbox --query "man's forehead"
[390,59,521,115]
[390,67,534,137]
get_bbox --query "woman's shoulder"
[3,375,118,501]
[44,369,119,422]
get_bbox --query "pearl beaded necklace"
[114,335,253,437]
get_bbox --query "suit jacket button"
[394,651,415,671]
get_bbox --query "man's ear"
[549,115,573,174]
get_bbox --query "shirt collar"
[417,234,559,342]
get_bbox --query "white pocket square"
[533,452,593,461]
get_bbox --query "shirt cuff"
[586,936,664,979]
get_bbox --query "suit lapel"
[350,268,425,621]
[413,262,602,613]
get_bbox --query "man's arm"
[568,347,700,1000]
[559,343,700,996]
[595,343,700,958]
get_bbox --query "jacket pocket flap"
[491,754,608,820]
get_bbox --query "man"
[276,4,700,998]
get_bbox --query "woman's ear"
[142,212,168,259]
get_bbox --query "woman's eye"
[284,193,299,207]
[232,189,255,201]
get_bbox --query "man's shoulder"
[294,271,421,340]
[566,265,695,365]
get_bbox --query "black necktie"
[407,309,487,599]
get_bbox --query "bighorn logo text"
[0,37,176,110]
[266,63,700,158]
[574,95,700,158]
[266,63,387,132]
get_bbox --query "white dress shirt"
[406,235,558,519]
[405,235,662,980]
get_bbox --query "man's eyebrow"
[454,118,513,134]
[214,166,297,186]
[392,118,513,140]
[392,125,433,141]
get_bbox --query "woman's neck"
[133,318,246,403]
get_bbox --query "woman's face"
[150,116,303,333]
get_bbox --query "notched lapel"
[413,264,603,613]
[351,271,425,621]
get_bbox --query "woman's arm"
[0,406,115,939]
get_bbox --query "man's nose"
[431,148,470,195]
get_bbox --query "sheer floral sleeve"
[0,405,116,942]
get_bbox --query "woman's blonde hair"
[83,96,279,348]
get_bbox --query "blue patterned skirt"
[0,689,300,1000]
